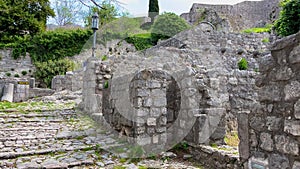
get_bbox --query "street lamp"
[91,12,99,57]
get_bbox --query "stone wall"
[0,78,30,102]
[181,0,280,31]
[0,49,35,79]
[51,70,83,92]
[239,32,300,169]
[0,78,55,102]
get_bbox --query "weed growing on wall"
[238,58,248,70]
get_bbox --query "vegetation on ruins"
[238,58,248,70]
[242,24,272,34]
[274,0,300,36]
[151,12,191,39]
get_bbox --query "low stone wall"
[51,70,83,92]
[239,32,300,168]
[0,78,30,102]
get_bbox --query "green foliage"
[0,0,55,39]
[34,58,75,87]
[261,38,270,43]
[5,72,11,77]
[8,29,92,61]
[151,12,191,39]
[104,81,109,89]
[242,24,272,34]
[21,71,28,76]
[14,74,20,78]
[101,55,108,61]
[172,141,189,150]
[125,33,156,51]
[148,0,159,22]
[97,17,143,45]
[274,0,300,36]
[238,58,248,70]
[85,1,118,27]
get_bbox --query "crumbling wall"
[181,0,280,31]
[239,32,300,169]
[51,70,83,92]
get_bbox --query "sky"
[118,0,262,16]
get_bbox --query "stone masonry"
[239,32,300,169]
[181,0,280,31]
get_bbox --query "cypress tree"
[148,0,159,22]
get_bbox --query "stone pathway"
[0,104,202,169]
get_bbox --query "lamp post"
[91,12,99,57]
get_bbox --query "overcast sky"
[118,0,262,16]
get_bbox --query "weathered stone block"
[250,116,265,131]
[259,132,273,151]
[159,116,167,125]
[136,108,149,117]
[289,45,300,64]
[136,89,150,97]
[151,89,166,97]
[143,98,152,107]
[238,112,249,161]
[284,81,300,101]
[258,85,281,102]
[147,118,157,126]
[148,80,161,88]
[269,154,290,169]
[284,119,300,136]
[295,99,300,119]
[150,108,161,117]
[153,98,167,107]
[266,116,282,131]
[275,135,299,155]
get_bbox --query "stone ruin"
[181,0,280,32]
[81,26,300,167]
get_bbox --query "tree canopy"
[0,0,55,40]
[151,12,191,39]
[148,0,159,22]
[274,0,300,36]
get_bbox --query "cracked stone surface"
[0,102,201,169]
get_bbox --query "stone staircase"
[0,108,124,169]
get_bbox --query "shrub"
[34,58,75,88]
[6,72,11,77]
[274,0,300,36]
[125,33,156,51]
[238,58,248,70]
[151,12,191,39]
[14,74,20,77]
[21,70,27,76]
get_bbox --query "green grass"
[242,24,272,34]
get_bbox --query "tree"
[274,0,300,36]
[148,0,159,22]
[151,12,191,39]
[0,0,55,40]
[85,1,119,27]
[52,0,84,26]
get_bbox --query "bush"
[238,58,248,70]
[21,70,27,76]
[6,72,11,77]
[151,12,191,39]
[34,58,75,88]
[274,0,300,36]
[125,33,156,51]
[14,74,20,78]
